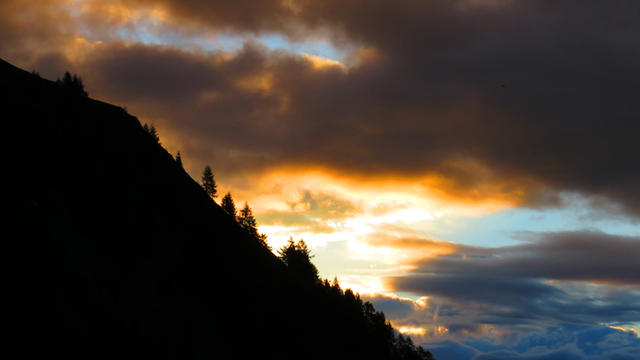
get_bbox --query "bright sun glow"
[213,168,513,295]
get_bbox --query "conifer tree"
[143,123,160,143]
[175,152,183,169]
[257,233,270,250]
[237,202,257,233]
[278,238,318,283]
[221,192,236,217]
[201,165,217,198]
[237,202,270,248]
[56,71,88,97]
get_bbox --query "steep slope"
[2,58,433,360]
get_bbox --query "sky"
[3,1,640,359]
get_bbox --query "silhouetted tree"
[237,202,257,233]
[278,238,319,284]
[56,71,88,97]
[201,165,217,198]
[221,192,236,217]
[143,123,160,143]
[257,233,270,250]
[236,202,270,248]
[175,152,183,169]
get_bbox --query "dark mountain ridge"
[2,58,433,359]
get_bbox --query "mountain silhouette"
[2,58,434,360]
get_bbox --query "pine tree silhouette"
[175,152,183,169]
[278,238,318,283]
[221,192,236,217]
[237,202,257,234]
[56,71,88,97]
[201,165,217,198]
[142,123,160,143]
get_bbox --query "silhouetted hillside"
[1,58,433,360]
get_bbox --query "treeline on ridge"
[156,129,435,360]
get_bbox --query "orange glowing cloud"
[362,234,458,262]
[71,0,171,27]
[202,167,515,262]
[301,53,346,71]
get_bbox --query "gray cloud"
[410,231,640,284]
[362,294,421,320]
[387,231,640,329]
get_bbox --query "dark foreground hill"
[1,58,433,360]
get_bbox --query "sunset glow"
[5,0,640,358]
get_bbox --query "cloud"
[385,231,640,335]
[4,1,640,215]
[256,190,358,233]
[424,324,640,360]
[406,231,640,285]
[4,2,640,357]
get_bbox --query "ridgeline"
[2,58,434,360]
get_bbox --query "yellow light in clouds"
[243,168,511,219]
[415,296,429,309]
[224,167,514,295]
[80,2,136,22]
[302,53,346,71]
[336,275,388,295]
[65,37,103,62]
[609,326,639,336]
[346,239,397,263]
[436,325,449,336]
[375,207,442,225]
[397,326,427,336]
[71,0,170,24]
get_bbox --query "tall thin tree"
[201,165,217,198]
[175,152,183,169]
[237,202,270,249]
[237,202,257,233]
[221,192,236,217]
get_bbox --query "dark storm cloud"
[387,231,640,327]
[410,231,640,284]
[0,0,74,70]
[99,1,640,214]
[361,294,420,320]
[4,0,640,214]
[85,42,227,102]
[74,40,360,174]
[395,274,564,309]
